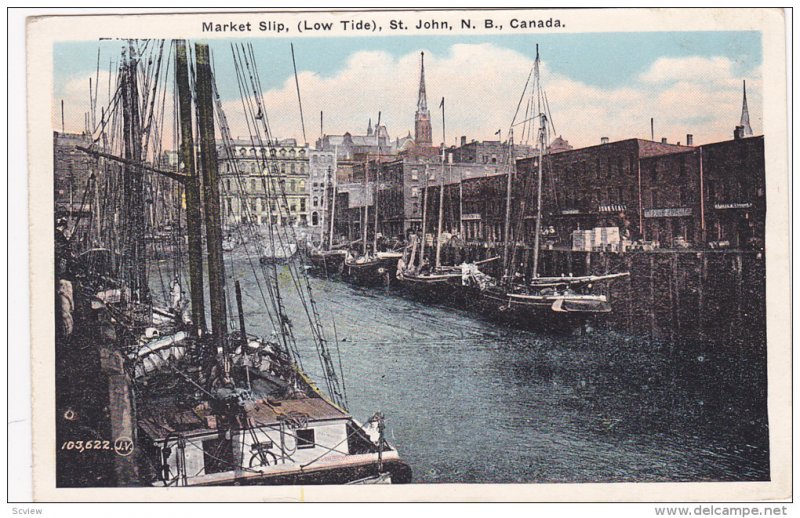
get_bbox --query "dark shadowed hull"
[342,260,391,287]
[467,286,610,333]
[342,256,400,287]
[395,272,468,307]
[225,458,413,486]
[308,251,346,277]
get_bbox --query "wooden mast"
[122,40,148,302]
[501,129,514,286]
[175,40,207,333]
[372,112,382,254]
[531,46,544,280]
[419,164,429,268]
[195,42,228,351]
[329,145,338,249]
[435,98,445,270]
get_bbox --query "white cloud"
[55,44,763,151]
[639,56,736,85]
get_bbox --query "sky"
[53,31,763,150]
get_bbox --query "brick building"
[515,138,693,245]
[377,154,512,239]
[640,135,764,249]
[218,139,309,226]
[450,137,537,165]
[434,135,765,251]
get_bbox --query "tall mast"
[195,42,228,351]
[361,154,368,254]
[420,164,429,266]
[435,98,445,269]
[458,157,463,239]
[531,46,545,280]
[373,112,381,254]
[175,40,207,333]
[329,145,338,248]
[502,129,514,284]
[121,41,148,302]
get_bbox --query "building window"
[411,187,419,198]
[411,169,418,180]
[290,180,296,192]
[296,429,315,449]
[290,163,296,174]
[312,196,319,207]
[251,179,257,192]
[300,198,306,212]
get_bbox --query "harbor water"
[157,255,769,483]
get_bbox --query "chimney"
[460,136,467,146]
[734,126,744,140]
[601,137,609,145]
[661,137,668,144]
[686,134,693,146]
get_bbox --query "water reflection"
[221,260,769,483]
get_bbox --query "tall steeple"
[414,51,432,147]
[367,118,373,136]
[739,80,753,137]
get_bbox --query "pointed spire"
[417,51,429,114]
[367,118,373,136]
[413,51,433,147]
[740,80,753,137]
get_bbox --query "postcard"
[25,7,790,502]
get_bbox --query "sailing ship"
[341,113,402,287]
[467,46,628,331]
[308,149,348,275]
[60,39,411,486]
[396,98,479,306]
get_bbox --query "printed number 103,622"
[61,440,110,452]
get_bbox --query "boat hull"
[396,272,468,307]
[308,251,346,276]
[174,455,412,487]
[469,286,609,332]
[342,257,398,287]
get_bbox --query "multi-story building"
[316,120,396,160]
[450,136,538,164]
[437,133,764,250]
[640,135,764,249]
[306,149,336,236]
[218,139,309,226]
[377,154,511,239]
[515,137,693,244]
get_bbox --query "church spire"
[417,51,429,114]
[414,51,432,146]
[740,79,753,137]
[367,118,373,136]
